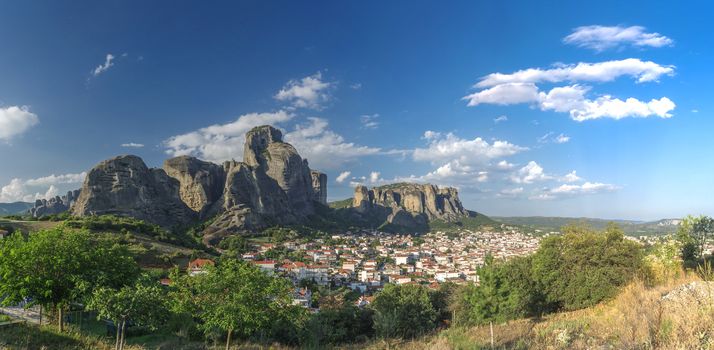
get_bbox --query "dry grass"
[359,272,714,350]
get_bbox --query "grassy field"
[0,218,61,233]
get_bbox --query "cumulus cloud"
[274,72,333,110]
[511,161,551,184]
[561,171,581,183]
[530,182,619,200]
[284,118,382,170]
[336,171,351,183]
[466,82,675,121]
[0,106,39,141]
[474,58,674,88]
[360,114,380,129]
[464,83,539,107]
[0,172,86,203]
[163,111,294,162]
[564,25,673,51]
[413,131,527,165]
[497,187,524,198]
[121,142,144,148]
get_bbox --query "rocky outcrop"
[203,126,320,244]
[163,156,225,216]
[73,126,329,244]
[28,189,81,218]
[72,155,197,228]
[351,183,467,229]
[311,171,327,205]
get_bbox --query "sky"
[1,1,712,221]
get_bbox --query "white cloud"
[493,115,508,124]
[25,172,87,187]
[336,171,351,183]
[121,142,144,148]
[0,106,39,141]
[360,114,380,129]
[413,131,527,165]
[369,171,382,183]
[350,83,362,90]
[466,82,675,121]
[511,161,551,184]
[274,72,332,110]
[474,58,674,88]
[464,83,540,107]
[564,25,673,51]
[496,160,515,170]
[284,117,382,170]
[92,54,115,77]
[538,132,571,144]
[498,187,524,198]
[163,111,294,163]
[0,172,86,203]
[561,171,581,183]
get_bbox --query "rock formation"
[28,189,81,218]
[311,171,327,205]
[351,183,467,229]
[73,125,328,245]
[72,155,197,228]
[163,156,225,216]
[203,126,320,244]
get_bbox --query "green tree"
[87,276,168,350]
[170,258,300,349]
[370,284,437,339]
[532,223,643,310]
[0,227,138,332]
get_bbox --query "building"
[188,258,215,276]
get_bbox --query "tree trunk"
[226,328,232,350]
[58,306,64,332]
[490,321,494,348]
[115,320,121,350]
[119,320,127,350]
[39,305,42,326]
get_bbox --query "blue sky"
[1,1,712,220]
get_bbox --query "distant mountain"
[0,202,33,216]
[492,216,681,235]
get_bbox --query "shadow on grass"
[0,322,95,350]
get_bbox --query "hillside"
[0,202,32,216]
[493,216,681,235]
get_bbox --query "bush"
[371,284,437,339]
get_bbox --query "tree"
[0,227,139,332]
[370,284,437,339]
[677,215,714,264]
[170,258,299,349]
[531,223,643,310]
[87,276,168,350]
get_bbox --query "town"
[184,225,542,309]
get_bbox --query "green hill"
[0,202,33,216]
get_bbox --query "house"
[188,258,214,276]
[0,229,9,239]
[292,287,312,308]
[253,260,276,274]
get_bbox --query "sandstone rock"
[163,156,225,216]
[72,155,196,228]
[311,171,327,205]
[28,189,81,218]
[349,183,467,229]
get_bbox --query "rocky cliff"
[73,125,327,245]
[29,189,81,218]
[72,155,197,228]
[351,183,467,229]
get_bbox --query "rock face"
[72,155,197,228]
[311,171,327,205]
[203,126,320,244]
[351,183,467,229]
[28,189,81,218]
[72,126,328,245]
[163,156,225,216]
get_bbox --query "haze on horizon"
[1,1,712,221]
